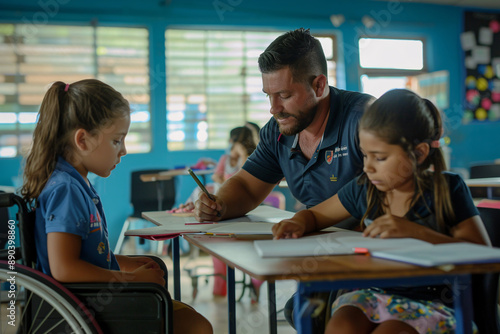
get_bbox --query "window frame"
[358,35,427,76]
[357,35,427,96]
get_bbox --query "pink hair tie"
[64,84,70,92]
[430,140,440,148]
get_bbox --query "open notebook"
[125,221,276,240]
[124,205,294,240]
[254,231,426,257]
[254,232,500,267]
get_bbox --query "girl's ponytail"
[22,81,67,204]
[422,98,455,232]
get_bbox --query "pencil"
[187,168,221,217]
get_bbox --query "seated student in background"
[171,125,258,213]
[244,121,261,148]
[170,125,265,299]
[212,127,252,184]
[272,89,490,334]
[21,79,213,334]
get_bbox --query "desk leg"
[172,236,181,301]
[295,275,475,334]
[454,274,473,334]
[295,283,313,334]
[155,181,164,211]
[227,266,236,334]
[267,281,277,334]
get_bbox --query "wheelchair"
[0,192,173,334]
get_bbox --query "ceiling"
[376,0,500,10]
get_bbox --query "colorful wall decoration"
[461,11,500,123]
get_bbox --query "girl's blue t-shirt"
[35,157,120,276]
[338,171,479,233]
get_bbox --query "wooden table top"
[465,177,500,187]
[139,168,214,182]
[184,234,500,282]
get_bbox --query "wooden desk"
[465,177,500,199]
[140,168,214,183]
[135,206,295,301]
[184,234,500,334]
[137,168,214,212]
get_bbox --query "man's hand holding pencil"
[194,192,224,222]
[188,168,223,222]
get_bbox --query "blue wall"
[1,0,499,248]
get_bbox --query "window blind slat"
[0,23,151,157]
[166,29,337,151]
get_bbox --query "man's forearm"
[216,172,275,219]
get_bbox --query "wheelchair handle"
[0,192,28,212]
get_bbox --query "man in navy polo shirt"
[194,28,374,220]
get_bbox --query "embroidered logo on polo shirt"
[330,174,338,182]
[97,242,105,254]
[89,212,102,233]
[325,150,334,164]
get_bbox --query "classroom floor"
[125,237,298,334]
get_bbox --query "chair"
[115,169,176,254]
[0,192,173,334]
[262,191,286,210]
[472,206,500,334]
[469,163,500,198]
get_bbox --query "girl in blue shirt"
[21,79,212,334]
[272,89,490,334]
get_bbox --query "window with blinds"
[165,29,337,151]
[0,24,150,158]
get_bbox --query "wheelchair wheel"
[0,262,102,334]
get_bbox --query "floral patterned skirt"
[330,289,478,334]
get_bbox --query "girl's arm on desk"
[47,232,165,286]
[362,213,490,245]
[272,194,351,239]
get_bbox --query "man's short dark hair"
[258,28,328,85]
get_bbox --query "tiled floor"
[128,238,298,334]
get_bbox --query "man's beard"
[274,104,319,136]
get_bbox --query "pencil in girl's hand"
[187,168,221,217]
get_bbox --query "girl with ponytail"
[21,79,213,334]
[272,89,489,333]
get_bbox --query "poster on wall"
[460,11,500,123]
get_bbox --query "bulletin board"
[461,11,500,123]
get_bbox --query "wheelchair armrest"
[65,282,173,334]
